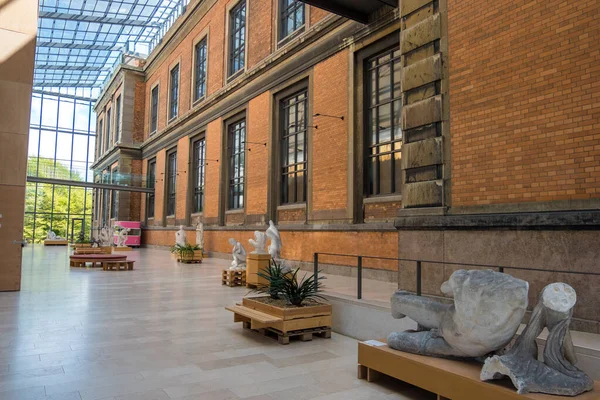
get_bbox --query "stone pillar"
[0,0,37,291]
[399,0,448,211]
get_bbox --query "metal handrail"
[313,252,600,300]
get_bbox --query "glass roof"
[35,0,190,94]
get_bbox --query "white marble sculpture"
[248,231,267,254]
[46,230,57,240]
[98,226,112,247]
[116,228,129,247]
[228,238,246,271]
[195,222,204,250]
[266,220,282,260]
[481,283,593,396]
[175,225,187,247]
[388,269,529,358]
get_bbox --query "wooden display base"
[222,269,246,287]
[245,253,271,288]
[70,243,92,248]
[357,339,599,400]
[242,321,331,345]
[44,240,68,246]
[74,247,103,255]
[99,246,113,254]
[102,261,135,271]
[226,296,332,342]
[114,246,131,252]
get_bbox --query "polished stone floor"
[0,246,432,400]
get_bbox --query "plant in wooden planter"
[171,244,202,263]
[280,268,326,306]
[255,259,289,300]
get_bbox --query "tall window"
[111,168,119,219]
[228,1,246,77]
[147,159,156,218]
[228,119,245,209]
[150,85,159,133]
[366,47,402,196]
[115,95,121,143]
[105,108,111,151]
[166,151,177,216]
[192,138,206,213]
[97,120,103,157]
[169,65,179,120]
[194,39,208,102]
[280,90,307,204]
[279,0,304,42]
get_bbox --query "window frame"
[227,0,247,79]
[279,88,308,205]
[278,0,306,45]
[105,108,111,151]
[150,84,159,134]
[110,167,119,220]
[115,94,121,143]
[97,119,103,157]
[191,136,206,214]
[227,117,246,210]
[168,64,180,121]
[192,36,208,104]
[165,150,177,217]
[146,159,156,219]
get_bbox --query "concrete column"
[0,0,38,290]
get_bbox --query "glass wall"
[25,90,97,243]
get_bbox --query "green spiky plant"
[255,259,288,299]
[171,243,201,259]
[280,268,326,306]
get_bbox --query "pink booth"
[113,221,142,247]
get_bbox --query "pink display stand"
[112,221,142,247]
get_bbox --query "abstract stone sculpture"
[481,283,594,396]
[228,238,246,271]
[266,220,282,260]
[195,222,204,250]
[388,269,528,358]
[98,226,112,247]
[175,225,187,247]
[249,231,267,254]
[117,228,129,247]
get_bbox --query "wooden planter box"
[226,296,332,344]
[177,250,203,263]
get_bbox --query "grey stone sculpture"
[249,231,267,254]
[266,220,282,260]
[228,238,246,271]
[388,269,529,358]
[481,283,593,396]
[98,226,113,247]
[116,228,129,247]
[195,222,204,250]
[175,225,187,247]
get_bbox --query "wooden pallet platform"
[242,322,331,345]
[44,240,68,246]
[357,339,599,400]
[74,248,103,255]
[222,269,246,287]
[177,258,202,264]
[103,261,135,271]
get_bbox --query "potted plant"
[227,260,331,344]
[171,243,203,263]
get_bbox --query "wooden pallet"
[242,322,331,345]
[44,240,68,246]
[74,248,103,255]
[103,261,135,271]
[177,258,202,264]
[222,269,246,287]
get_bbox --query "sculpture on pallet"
[481,283,593,396]
[175,225,187,247]
[388,269,529,358]
[46,230,64,240]
[116,228,129,247]
[195,222,204,250]
[228,238,246,271]
[266,220,282,260]
[249,231,267,254]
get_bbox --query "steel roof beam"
[36,41,118,51]
[39,11,162,28]
[35,65,110,71]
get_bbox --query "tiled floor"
[0,246,433,400]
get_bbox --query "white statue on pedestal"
[46,231,57,240]
[175,225,187,247]
[249,231,267,254]
[98,226,112,247]
[228,238,246,271]
[117,228,129,247]
[196,222,204,250]
[266,220,282,260]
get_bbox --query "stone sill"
[363,194,403,204]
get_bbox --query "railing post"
[313,253,319,281]
[416,261,422,296]
[357,256,362,300]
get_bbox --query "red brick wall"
[312,49,349,213]
[449,0,600,206]
[248,0,273,69]
[153,149,166,225]
[310,5,330,25]
[175,136,190,222]
[204,118,222,221]
[246,91,270,216]
[133,81,146,143]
